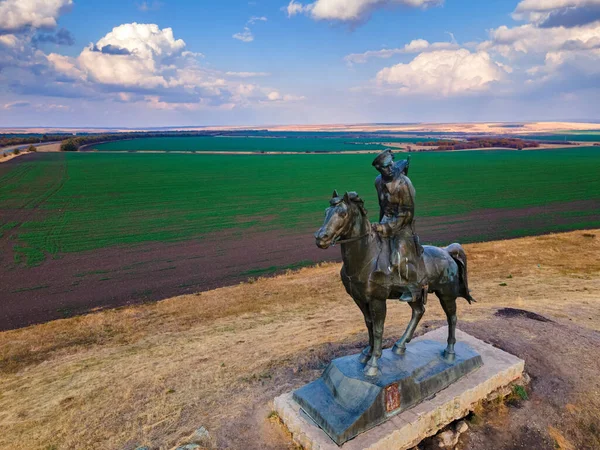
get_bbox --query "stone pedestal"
[274,327,525,450]
[294,340,482,445]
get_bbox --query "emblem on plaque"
[385,383,401,412]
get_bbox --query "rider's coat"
[374,162,424,288]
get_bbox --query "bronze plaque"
[385,383,401,412]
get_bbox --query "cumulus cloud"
[345,39,457,64]
[376,49,508,96]
[538,5,600,28]
[514,0,600,16]
[76,23,185,88]
[484,22,600,56]
[46,52,85,80]
[286,0,443,23]
[10,22,301,111]
[513,0,600,26]
[0,0,73,34]
[474,0,600,91]
[286,0,313,16]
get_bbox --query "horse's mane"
[331,191,368,218]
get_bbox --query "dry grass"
[0,230,599,449]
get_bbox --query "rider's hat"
[372,149,394,168]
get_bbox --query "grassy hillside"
[0,230,599,449]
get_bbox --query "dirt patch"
[456,317,600,450]
[0,230,599,449]
[495,308,554,322]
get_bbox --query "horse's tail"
[445,243,476,304]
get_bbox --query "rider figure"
[372,149,425,302]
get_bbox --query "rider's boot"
[399,283,422,302]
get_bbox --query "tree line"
[1,130,272,152]
[420,137,541,151]
[0,134,70,149]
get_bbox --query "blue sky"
[0,0,599,127]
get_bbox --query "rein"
[332,231,371,246]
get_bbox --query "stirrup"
[399,291,413,302]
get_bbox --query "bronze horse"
[315,191,475,377]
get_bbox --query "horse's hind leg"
[392,293,425,356]
[439,295,458,361]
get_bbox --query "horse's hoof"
[363,364,380,377]
[443,350,456,362]
[358,350,371,364]
[392,343,406,356]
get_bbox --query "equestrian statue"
[314,149,475,377]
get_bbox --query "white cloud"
[514,0,600,16]
[233,16,267,43]
[94,23,185,61]
[344,39,458,64]
[76,23,186,88]
[0,34,20,48]
[248,16,268,24]
[0,0,73,33]
[376,49,508,96]
[47,52,85,79]
[0,18,304,113]
[513,0,600,27]
[286,0,313,16]
[469,0,600,90]
[479,20,600,86]
[264,91,305,102]
[2,101,69,111]
[233,27,254,42]
[3,101,31,109]
[485,22,600,56]
[286,0,443,22]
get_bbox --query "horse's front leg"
[352,296,374,364]
[364,299,387,377]
[392,292,426,355]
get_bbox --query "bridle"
[323,195,371,247]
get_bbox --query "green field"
[1,148,600,266]
[91,136,433,152]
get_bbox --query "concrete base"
[274,327,525,450]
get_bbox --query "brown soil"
[0,230,599,450]
[1,198,599,331]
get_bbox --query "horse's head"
[314,190,368,249]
